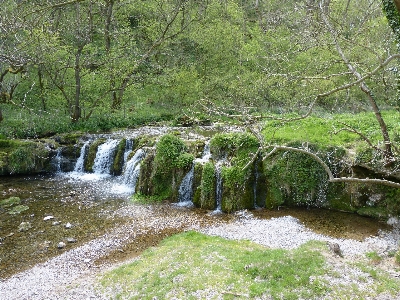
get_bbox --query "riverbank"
[1,204,399,299]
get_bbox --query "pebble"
[18,222,32,232]
[43,216,54,221]
[57,242,66,249]
[1,205,399,300]
[65,222,72,229]
[66,238,77,243]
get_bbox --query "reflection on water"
[252,207,390,241]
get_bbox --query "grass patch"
[100,232,330,299]
[262,110,400,148]
[99,232,400,299]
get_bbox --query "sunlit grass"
[262,110,400,148]
[98,232,400,299]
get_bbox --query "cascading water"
[52,148,63,173]
[176,141,212,207]
[123,139,134,164]
[92,139,120,174]
[176,164,195,207]
[110,148,146,195]
[122,149,145,186]
[73,141,90,173]
[215,162,223,212]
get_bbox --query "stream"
[0,173,391,280]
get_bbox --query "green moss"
[192,163,203,207]
[6,141,51,174]
[147,134,194,201]
[111,139,126,175]
[264,143,329,208]
[8,204,29,215]
[209,132,260,212]
[199,162,216,209]
[84,139,105,172]
[56,132,83,145]
[357,207,389,219]
[0,196,21,208]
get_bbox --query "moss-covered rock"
[199,162,216,209]
[111,139,126,176]
[0,196,21,208]
[0,139,52,175]
[192,163,203,207]
[84,139,105,172]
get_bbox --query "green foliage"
[210,132,260,211]
[199,162,216,209]
[154,134,193,172]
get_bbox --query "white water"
[176,141,212,208]
[111,149,146,195]
[215,163,223,212]
[92,139,120,174]
[53,148,63,173]
[122,149,145,185]
[177,164,195,207]
[123,139,134,165]
[73,141,90,173]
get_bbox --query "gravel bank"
[1,206,399,300]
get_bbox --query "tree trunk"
[72,45,83,122]
[320,0,394,163]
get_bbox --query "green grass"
[98,232,400,299]
[262,110,400,148]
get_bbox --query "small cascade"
[176,141,211,207]
[215,163,223,212]
[196,141,212,164]
[123,139,134,164]
[177,164,195,207]
[122,149,145,186]
[92,139,120,174]
[73,141,90,173]
[52,148,63,173]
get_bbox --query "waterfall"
[177,164,195,207]
[196,142,211,164]
[215,163,223,212]
[92,139,120,174]
[53,148,63,173]
[122,149,145,186]
[176,141,211,207]
[123,139,134,165]
[73,141,90,173]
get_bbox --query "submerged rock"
[18,222,32,232]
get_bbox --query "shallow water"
[0,174,392,279]
[0,174,129,279]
